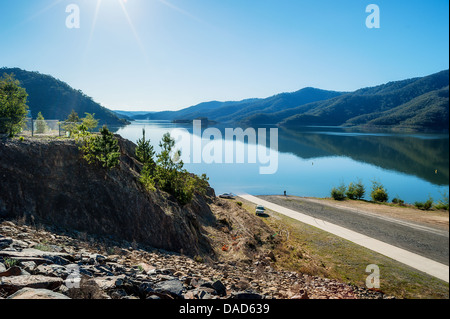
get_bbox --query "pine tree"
[81,125,120,169]
[35,111,49,134]
[136,128,156,172]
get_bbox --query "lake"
[112,120,449,204]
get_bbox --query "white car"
[219,193,236,199]
[256,205,266,216]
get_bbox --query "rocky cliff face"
[0,136,216,257]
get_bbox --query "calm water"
[113,120,449,204]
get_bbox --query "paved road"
[239,194,449,282]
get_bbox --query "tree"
[35,111,49,134]
[346,179,365,200]
[62,110,81,136]
[0,73,28,137]
[331,183,347,201]
[371,181,389,202]
[81,113,99,132]
[153,132,209,205]
[80,125,121,170]
[136,128,156,173]
[67,110,80,123]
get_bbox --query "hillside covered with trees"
[130,70,449,131]
[1,68,129,126]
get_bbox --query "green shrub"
[140,164,156,192]
[4,258,19,268]
[415,197,433,211]
[434,192,449,211]
[354,180,366,200]
[331,184,347,201]
[371,181,388,202]
[346,180,364,200]
[80,125,120,170]
[237,201,243,207]
[392,197,405,206]
[151,133,209,205]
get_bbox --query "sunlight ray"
[82,0,103,64]
[156,0,205,24]
[118,0,148,62]
[25,0,64,23]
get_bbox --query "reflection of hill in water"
[278,127,449,186]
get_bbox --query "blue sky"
[0,0,448,111]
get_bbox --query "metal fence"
[0,118,81,137]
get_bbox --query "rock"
[11,239,29,249]
[196,287,216,299]
[232,292,264,300]
[0,237,13,249]
[0,262,6,273]
[94,276,124,290]
[111,289,128,299]
[154,279,184,298]
[0,266,22,277]
[0,137,217,256]
[7,288,71,299]
[212,280,227,297]
[35,264,69,279]
[67,277,110,299]
[0,249,73,265]
[291,289,309,300]
[0,275,64,294]
[20,261,37,273]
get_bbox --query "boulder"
[35,264,69,279]
[154,279,184,298]
[0,237,13,250]
[7,288,70,299]
[0,249,73,265]
[0,266,22,277]
[212,280,227,297]
[0,275,64,294]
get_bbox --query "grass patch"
[239,198,449,299]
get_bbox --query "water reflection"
[111,121,449,203]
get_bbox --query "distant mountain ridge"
[133,87,346,123]
[130,70,449,131]
[278,70,449,130]
[1,68,129,126]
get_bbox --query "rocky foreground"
[0,220,389,300]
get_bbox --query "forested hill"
[130,70,449,131]
[133,87,346,123]
[1,67,129,126]
[277,69,449,131]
